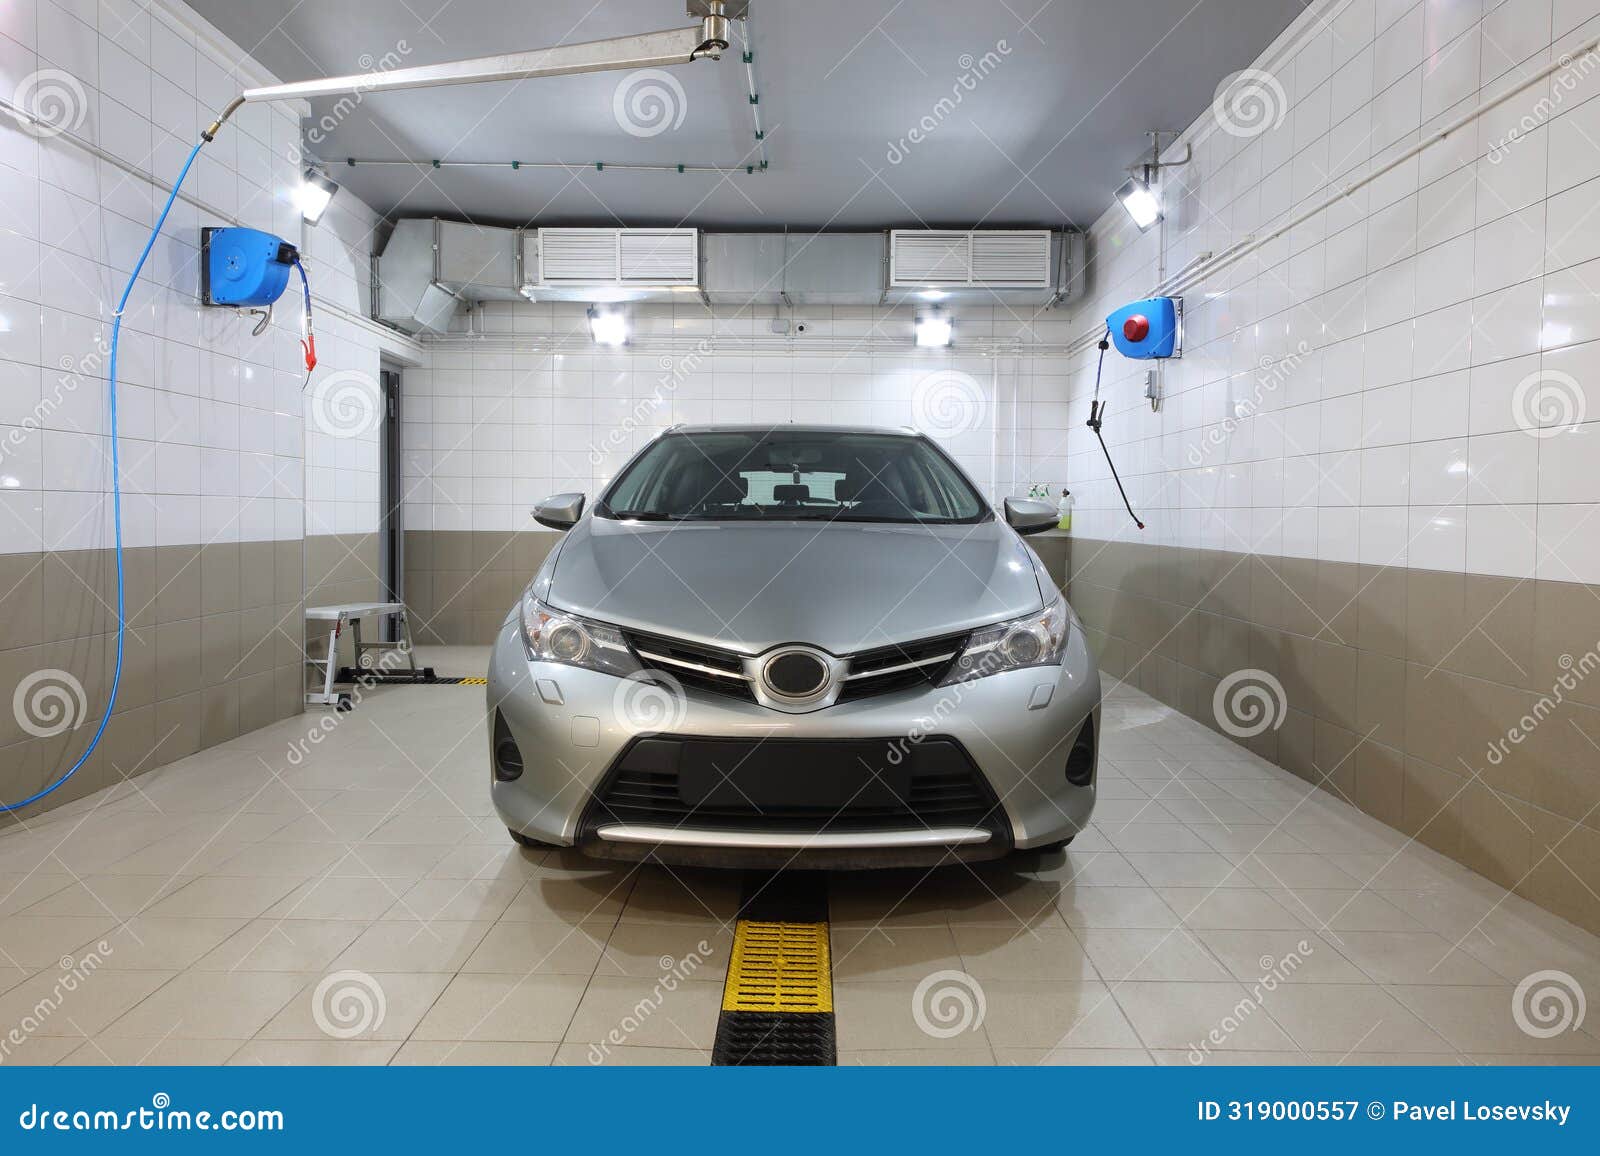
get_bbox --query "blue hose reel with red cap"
[201,226,298,307]
[1106,295,1181,359]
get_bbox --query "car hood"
[545,517,1046,655]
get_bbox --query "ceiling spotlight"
[1117,167,1162,232]
[295,168,339,225]
[918,289,948,301]
[915,311,953,347]
[587,306,628,346]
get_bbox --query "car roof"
[666,423,918,437]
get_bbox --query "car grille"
[583,736,1006,835]
[620,629,966,707]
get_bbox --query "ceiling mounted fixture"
[295,168,339,225]
[1117,170,1162,231]
[1115,130,1191,233]
[915,311,953,347]
[588,307,629,346]
[205,2,743,139]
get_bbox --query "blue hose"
[2,138,208,812]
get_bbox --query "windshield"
[597,430,990,524]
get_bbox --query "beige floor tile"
[59,1037,245,1065]
[460,921,610,974]
[17,874,194,918]
[832,926,964,982]
[832,980,996,1051]
[263,875,406,921]
[1058,885,1181,929]
[1275,888,1426,932]
[1072,926,1232,981]
[193,919,367,972]
[1159,888,1307,930]
[842,1047,996,1065]
[393,1040,558,1065]
[997,1047,1152,1065]
[1224,853,1363,889]
[595,922,731,980]
[102,971,306,1039]
[500,871,633,923]
[334,920,494,972]
[0,874,75,916]
[553,1042,711,1065]
[1125,852,1247,888]
[940,879,1068,927]
[411,973,588,1041]
[1262,983,1454,1053]
[214,841,352,878]
[564,975,723,1049]
[257,971,452,1041]
[619,868,742,924]
[425,844,546,881]
[328,843,454,879]
[93,917,245,970]
[0,915,121,968]
[950,925,1098,982]
[0,969,176,1036]
[1102,823,1216,853]
[0,1035,94,1064]
[385,878,522,922]
[228,1040,400,1065]
[1327,930,1511,985]
[1024,849,1146,886]
[1113,981,1301,1053]
[145,876,300,919]
[982,979,1144,1050]
[1388,985,1600,1055]
[1197,929,1367,983]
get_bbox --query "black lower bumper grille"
[582,735,1007,838]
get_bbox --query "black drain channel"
[711,871,836,1066]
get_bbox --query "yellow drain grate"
[721,920,832,1013]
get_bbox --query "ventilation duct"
[376,221,1083,321]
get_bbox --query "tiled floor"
[1,646,1597,1066]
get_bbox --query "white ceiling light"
[915,311,953,347]
[588,306,629,346]
[295,168,339,225]
[1116,172,1162,231]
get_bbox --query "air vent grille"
[536,228,698,286]
[889,229,1053,288]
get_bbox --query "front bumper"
[486,612,1100,867]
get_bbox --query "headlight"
[939,591,1070,685]
[520,589,639,677]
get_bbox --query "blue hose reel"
[201,226,299,307]
[1106,295,1182,359]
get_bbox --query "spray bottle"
[1057,487,1074,532]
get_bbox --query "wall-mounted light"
[1117,169,1162,231]
[587,306,628,346]
[295,167,340,225]
[915,310,953,347]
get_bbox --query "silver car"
[486,424,1100,869]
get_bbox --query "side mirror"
[1004,497,1057,537]
[534,492,585,531]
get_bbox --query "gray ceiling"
[182,0,1307,230]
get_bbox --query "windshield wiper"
[609,510,682,521]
